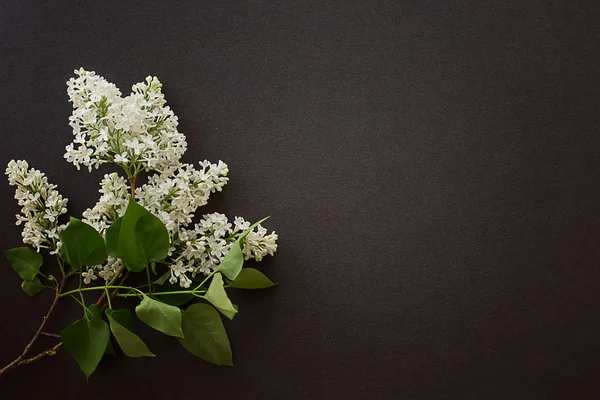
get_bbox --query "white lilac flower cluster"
[82,173,130,233]
[82,257,123,285]
[66,68,278,287]
[80,165,277,288]
[136,160,230,233]
[5,160,68,253]
[168,213,278,288]
[65,68,186,175]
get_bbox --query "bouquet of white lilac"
[0,68,278,378]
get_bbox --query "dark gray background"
[1,0,600,398]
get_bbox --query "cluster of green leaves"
[5,246,46,296]
[4,198,276,378]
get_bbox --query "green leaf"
[239,217,270,243]
[204,273,237,320]
[153,271,170,285]
[107,308,133,331]
[106,309,155,358]
[85,304,103,320]
[82,305,115,356]
[21,277,45,297]
[217,217,269,280]
[4,247,43,280]
[216,242,244,281]
[177,304,233,366]
[117,199,169,272]
[60,308,110,378]
[135,294,184,338]
[230,268,277,289]
[60,217,107,270]
[105,217,122,257]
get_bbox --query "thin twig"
[128,176,136,198]
[0,281,64,376]
[0,176,140,376]
[16,343,62,367]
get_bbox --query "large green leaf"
[4,247,42,280]
[117,199,169,272]
[106,308,133,331]
[104,217,122,257]
[60,306,110,378]
[135,294,183,337]
[86,304,103,320]
[230,268,277,289]
[204,273,237,320]
[60,217,107,270]
[106,309,155,358]
[216,242,244,281]
[177,304,233,366]
[101,308,129,357]
[217,217,269,280]
[21,277,45,297]
[84,305,115,356]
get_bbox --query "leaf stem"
[56,255,66,279]
[117,289,206,297]
[105,288,112,309]
[146,265,153,294]
[194,270,215,291]
[102,270,131,310]
[60,285,144,298]
[69,293,85,307]
[78,271,85,307]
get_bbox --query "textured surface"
[1,0,600,398]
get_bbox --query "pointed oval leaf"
[4,247,43,280]
[230,268,277,289]
[60,217,107,270]
[118,199,169,272]
[216,217,270,280]
[60,311,110,378]
[177,304,233,366]
[100,307,128,357]
[106,309,155,358]
[85,304,115,357]
[86,304,103,320]
[204,273,237,320]
[239,216,270,243]
[153,271,170,285]
[105,217,122,257]
[135,214,169,262]
[21,277,45,297]
[106,308,133,331]
[135,294,183,337]
[216,242,244,281]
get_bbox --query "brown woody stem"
[0,280,65,376]
[0,175,139,376]
[128,176,136,198]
